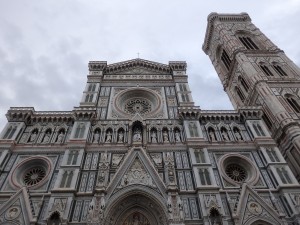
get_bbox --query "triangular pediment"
[234,184,281,225]
[0,187,36,224]
[104,58,172,75]
[106,147,167,198]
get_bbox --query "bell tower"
[203,13,300,180]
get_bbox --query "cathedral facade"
[0,13,300,225]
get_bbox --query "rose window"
[124,98,152,115]
[225,164,247,182]
[10,156,52,189]
[23,167,46,186]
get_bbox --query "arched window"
[273,64,287,76]
[252,122,265,136]
[235,87,245,102]
[266,148,279,162]
[221,49,231,70]
[74,123,86,138]
[3,125,17,139]
[92,84,96,91]
[239,76,249,92]
[85,94,90,102]
[239,36,259,50]
[285,94,300,113]
[276,167,292,184]
[259,64,274,76]
[60,170,73,188]
[199,168,211,185]
[89,94,94,102]
[195,149,205,163]
[67,151,78,165]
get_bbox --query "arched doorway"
[105,193,168,225]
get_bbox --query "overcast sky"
[0,0,300,130]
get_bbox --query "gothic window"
[252,122,265,136]
[239,36,259,50]
[262,114,272,130]
[276,167,292,184]
[88,83,96,92]
[195,150,205,163]
[74,123,86,139]
[235,86,245,102]
[181,94,189,102]
[266,148,279,162]
[273,64,287,76]
[239,76,249,92]
[85,94,90,102]
[260,65,274,76]
[67,151,79,165]
[179,83,187,92]
[285,94,300,113]
[188,122,199,137]
[60,170,73,188]
[221,49,231,70]
[89,94,94,102]
[199,168,211,185]
[3,125,17,139]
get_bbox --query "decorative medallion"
[5,206,21,220]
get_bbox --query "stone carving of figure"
[151,131,157,143]
[93,130,100,143]
[209,130,216,142]
[118,131,124,143]
[175,130,181,142]
[133,128,142,142]
[43,131,51,143]
[167,196,173,219]
[234,130,243,141]
[56,131,65,143]
[163,130,169,142]
[105,131,112,143]
[29,131,38,143]
[177,196,184,220]
[221,129,229,141]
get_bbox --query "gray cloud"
[0,0,300,129]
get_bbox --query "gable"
[106,147,167,198]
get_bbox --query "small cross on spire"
[137,52,140,58]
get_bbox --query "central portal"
[105,193,168,225]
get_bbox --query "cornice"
[104,58,172,75]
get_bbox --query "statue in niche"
[28,131,38,143]
[118,131,124,143]
[93,130,100,143]
[133,127,142,142]
[221,129,229,141]
[189,122,199,137]
[177,196,184,220]
[234,128,243,141]
[43,131,51,143]
[151,130,157,143]
[105,131,112,143]
[56,131,65,143]
[167,196,173,219]
[208,129,216,141]
[163,130,169,142]
[175,130,181,142]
